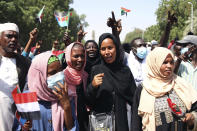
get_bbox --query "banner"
[54,11,71,27]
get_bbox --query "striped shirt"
[178,61,197,91]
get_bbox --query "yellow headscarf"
[138,47,197,131]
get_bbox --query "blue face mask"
[47,71,65,91]
[136,47,147,59]
[181,47,188,55]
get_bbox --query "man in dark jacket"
[0,23,31,131]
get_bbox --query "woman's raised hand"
[63,32,71,47]
[92,73,104,88]
[29,28,38,41]
[77,25,87,42]
[52,82,70,109]
[107,11,122,35]
[22,120,32,131]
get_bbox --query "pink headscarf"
[28,51,64,131]
[64,42,88,114]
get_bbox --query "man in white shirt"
[126,37,148,131]
[0,23,30,131]
[127,37,148,86]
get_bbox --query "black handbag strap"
[111,91,115,112]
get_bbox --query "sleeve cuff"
[21,51,29,57]
[29,52,35,59]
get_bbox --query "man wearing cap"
[176,35,197,91]
[0,23,31,131]
[151,40,159,50]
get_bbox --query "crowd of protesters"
[1,10,197,131]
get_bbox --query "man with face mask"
[176,35,197,91]
[0,23,31,131]
[127,37,148,86]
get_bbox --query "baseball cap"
[151,40,158,45]
[177,35,197,45]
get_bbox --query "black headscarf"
[84,40,100,74]
[87,33,136,130]
[98,33,123,70]
[97,33,136,102]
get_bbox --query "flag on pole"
[121,7,131,16]
[54,11,71,27]
[36,5,45,23]
[12,86,40,120]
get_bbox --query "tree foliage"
[124,0,197,43]
[0,0,88,51]
[155,0,197,40]
[124,28,143,43]
[183,9,197,35]
[144,25,161,42]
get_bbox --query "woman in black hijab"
[84,40,100,75]
[86,33,136,131]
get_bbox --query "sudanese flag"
[121,7,131,16]
[12,86,40,120]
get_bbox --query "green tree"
[124,28,143,43]
[155,0,197,40]
[183,9,197,35]
[130,0,197,43]
[144,24,161,42]
[0,0,88,51]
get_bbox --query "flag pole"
[36,21,40,29]
[66,11,70,33]
[66,26,68,33]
